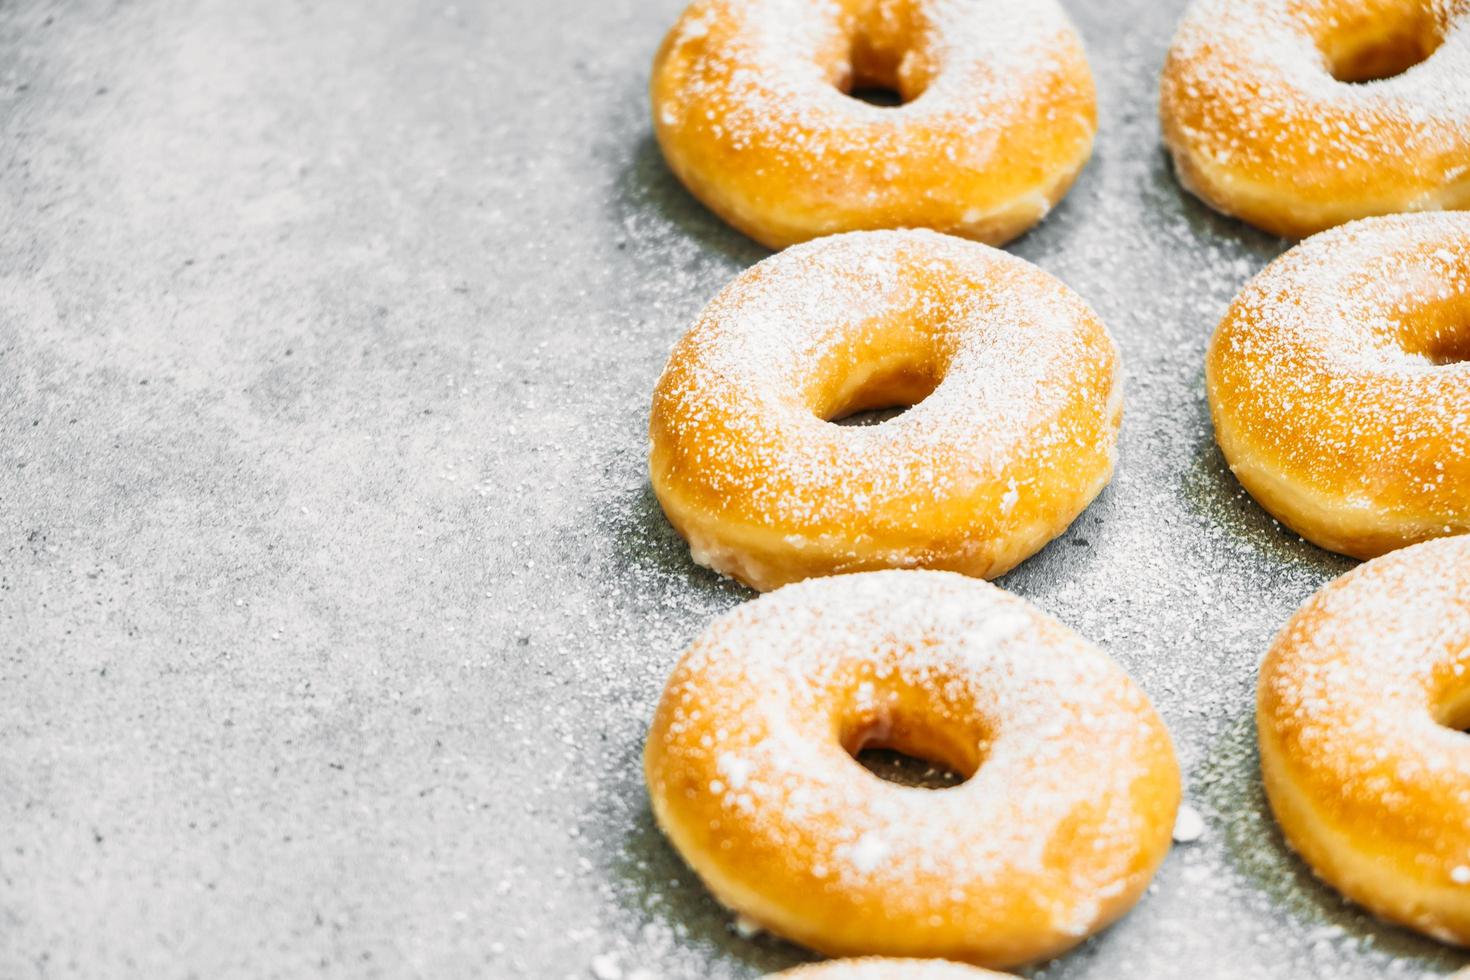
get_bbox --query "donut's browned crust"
[650,0,1096,249]
[772,960,1013,979]
[1206,213,1470,559]
[649,230,1121,592]
[1258,537,1470,945]
[1161,0,1470,238]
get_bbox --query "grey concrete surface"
[0,1,1463,977]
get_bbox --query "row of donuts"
[650,211,1470,596]
[645,545,1470,974]
[652,0,1470,250]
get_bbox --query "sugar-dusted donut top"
[656,0,1086,159]
[651,230,1118,530]
[1208,212,1470,503]
[1165,0,1470,178]
[1260,536,1470,842]
[653,570,1175,931]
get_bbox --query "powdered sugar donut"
[1206,213,1470,558]
[773,960,1012,979]
[1257,536,1470,945]
[1160,0,1470,237]
[649,230,1121,592]
[644,570,1180,967]
[650,0,1096,248]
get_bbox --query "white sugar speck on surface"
[590,952,623,980]
[1173,803,1206,843]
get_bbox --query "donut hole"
[832,404,912,427]
[1390,292,1470,365]
[1424,330,1470,366]
[846,84,905,109]
[854,747,966,789]
[834,4,936,107]
[840,706,982,791]
[819,359,941,427]
[840,45,920,108]
[1319,15,1443,83]
[1433,681,1470,733]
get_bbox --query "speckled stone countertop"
[0,1,1463,977]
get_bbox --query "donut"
[772,959,1011,979]
[1206,213,1470,559]
[649,0,1096,249]
[649,230,1121,592]
[644,570,1180,967]
[1160,0,1470,238]
[1257,536,1470,945]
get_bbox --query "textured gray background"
[0,0,1464,977]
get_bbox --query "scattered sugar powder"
[590,952,623,980]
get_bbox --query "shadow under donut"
[1178,403,1355,583]
[1193,706,1462,973]
[995,482,1117,600]
[1146,145,1294,263]
[601,478,753,606]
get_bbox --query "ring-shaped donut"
[650,0,1097,248]
[1206,213,1470,559]
[1161,0,1470,237]
[649,230,1121,592]
[644,570,1180,967]
[1257,536,1470,944]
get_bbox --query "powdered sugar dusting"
[652,0,1095,243]
[1208,212,1470,528]
[660,0,1074,135]
[650,229,1120,556]
[646,570,1177,956]
[1163,0,1470,198]
[1259,537,1470,917]
[1263,535,1470,786]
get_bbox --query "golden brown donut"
[771,959,1012,979]
[1160,0,1470,238]
[650,0,1096,249]
[644,570,1180,968]
[1206,213,1470,559]
[649,230,1121,592]
[1257,536,1470,945]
